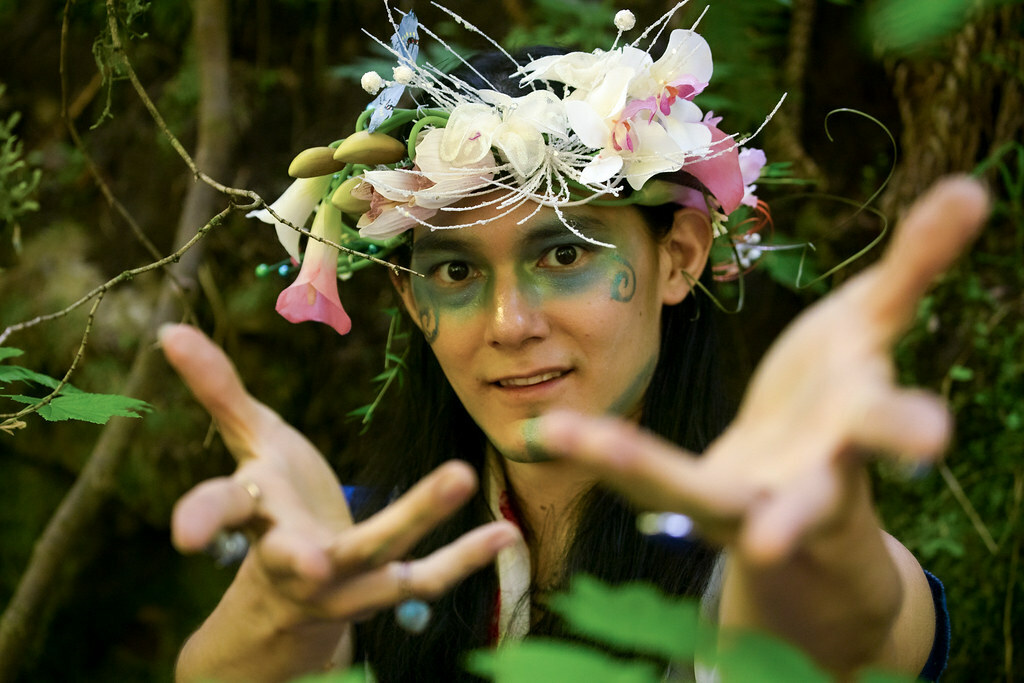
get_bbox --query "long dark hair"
[350,48,733,682]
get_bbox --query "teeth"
[498,371,565,387]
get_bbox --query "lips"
[493,369,570,388]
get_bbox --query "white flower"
[628,29,712,100]
[361,71,384,95]
[614,10,635,31]
[441,89,567,178]
[247,175,332,261]
[393,65,414,84]
[356,128,496,239]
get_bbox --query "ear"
[390,269,423,332]
[658,207,713,306]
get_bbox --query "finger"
[323,520,519,617]
[171,476,262,552]
[329,461,480,573]
[256,523,335,583]
[740,461,839,566]
[159,323,267,455]
[865,176,990,334]
[535,411,751,519]
[852,387,951,461]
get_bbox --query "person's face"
[397,199,709,462]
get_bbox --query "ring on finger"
[394,561,431,634]
[238,479,263,510]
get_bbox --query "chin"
[486,420,553,463]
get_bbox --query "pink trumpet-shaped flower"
[275,202,352,335]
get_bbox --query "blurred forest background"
[0,0,1021,681]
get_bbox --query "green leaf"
[713,629,830,683]
[868,0,978,55]
[466,639,660,683]
[0,347,24,361]
[0,365,65,390]
[4,392,151,424]
[547,575,702,661]
[346,405,373,419]
[948,365,975,381]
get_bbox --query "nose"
[484,271,549,348]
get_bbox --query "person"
[160,7,989,682]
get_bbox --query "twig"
[0,293,105,425]
[102,0,420,279]
[0,207,231,347]
[938,462,999,555]
[61,0,190,298]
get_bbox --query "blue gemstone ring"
[394,562,431,634]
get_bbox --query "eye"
[540,245,583,267]
[436,261,473,283]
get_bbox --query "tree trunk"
[881,3,1024,216]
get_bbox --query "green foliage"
[0,347,151,426]
[469,577,918,682]
[468,638,662,683]
[502,0,617,52]
[547,574,702,661]
[867,0,1021,55]
[883,142,1024,676]
[0,83,41,230]
[89,0,153,128]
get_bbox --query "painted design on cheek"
[418,305,439,343]
[610,252,636,303]
[606,353,658,416]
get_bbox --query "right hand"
[161,324,518,623]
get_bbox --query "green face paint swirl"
[609,251,636,303]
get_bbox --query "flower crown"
[249,2,778,336]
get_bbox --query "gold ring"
[239,479,263,509]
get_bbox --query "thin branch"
[938,462,999,555]
[0,207,231,347]
[0,293,105,426]
[101,0,421,279]
[60,0,194,316]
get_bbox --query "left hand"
[534,176,990,564]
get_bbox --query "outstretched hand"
[161,324,517,622]
[535,176,990,564]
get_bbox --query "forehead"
[411,200,652,252]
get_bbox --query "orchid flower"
[441,89,566,178]
[247,175,332,262]
[275,202,352,335]
[356,128,496,239]
[738,147,768,208]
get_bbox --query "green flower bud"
[331,177,372,215]
[288,147,348,178]
[332,131,407,165]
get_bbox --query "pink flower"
[738,147,767,208]
[275,203,352,335]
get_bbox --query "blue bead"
[278,264,291,277]
[367,244,379,255]
[395,599,431,634]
